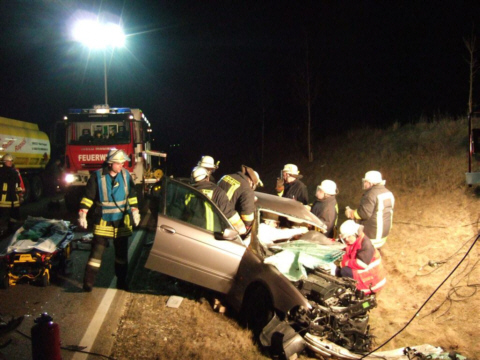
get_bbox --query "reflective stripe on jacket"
[193,180,246,234]
[96,168,130,222]
[341,234,386,294]
[354,184,394,248]
[0,166,22,208]
[217,172,255,227]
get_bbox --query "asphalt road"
[0,192,150,360]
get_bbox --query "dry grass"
[112,116,480,359]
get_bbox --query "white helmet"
[339,220,360,238]
[317,180,337,195]
[282,164,299,175]
[254,171,263,187]
[197,155,218,170]
[191,166,209,182]
[106,149,130,164]
[2,153,14,162]
[363,170,384,185]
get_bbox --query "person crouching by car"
[77,149,141,292]
[332,220,386,295]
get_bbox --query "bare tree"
[464,29,479,114]
[292,30,319,162]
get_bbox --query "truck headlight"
[65,174,76,183]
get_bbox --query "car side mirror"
[214,228,238,241]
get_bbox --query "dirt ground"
[110,183,479,360]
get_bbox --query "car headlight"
[64,174,76,183]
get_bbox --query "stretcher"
[0,216,74,288]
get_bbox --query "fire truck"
[60,105,165,211]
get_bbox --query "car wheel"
[242,284,274,339]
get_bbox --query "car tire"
[242,284,274,339]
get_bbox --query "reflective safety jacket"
[0,166,24,209]
[282,179,309,205]
[310,195,338,238]
[341,234,386,294]
[193,180,246,234]
[354,184,395,248]
[80,167,138,238]
[217,172,255,229]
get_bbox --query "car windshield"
[249,192,345,281]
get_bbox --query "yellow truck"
[0,117,51,202]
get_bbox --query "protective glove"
[345,206,355,219]
[132,208,141,227]
[275,178,285,193]
[78,209,88,229]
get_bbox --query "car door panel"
[145,179,246,294]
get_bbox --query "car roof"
[254,191,326,230]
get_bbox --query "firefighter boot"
[83,244,105,292]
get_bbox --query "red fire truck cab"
[61,105,164,211]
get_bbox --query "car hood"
[254,191,326,232]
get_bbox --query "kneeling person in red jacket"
[334,220,386,295]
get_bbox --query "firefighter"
[345,170,395,248]
[190,166,246,234]
[217,165,262,232]
[78,149,141,292]
[197,155,219,182]
[333,220,386,295]
[310,180,338,238]
[0,154,25,234]
[275,164,309,205]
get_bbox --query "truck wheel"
[30,175,43,201]
[22,177,31,203]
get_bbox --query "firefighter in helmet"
[345,170,395,248]
[217,165,263,233]
[190,166,246,235]
[78,149,141,291]
[310,180,339,238]
[0,154,25,234]
[275,164,309,205]
[197,155,219,182]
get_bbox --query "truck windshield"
[68,122,131,145]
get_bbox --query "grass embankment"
[113,117,479,359]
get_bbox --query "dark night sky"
[1,1,480,172]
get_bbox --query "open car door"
[145,177,247,294]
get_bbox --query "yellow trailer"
[0,117,51,201]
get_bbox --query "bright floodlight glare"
[73,20,125,49]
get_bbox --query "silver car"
[146,177,377,360]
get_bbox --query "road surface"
[0,193,150,360]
